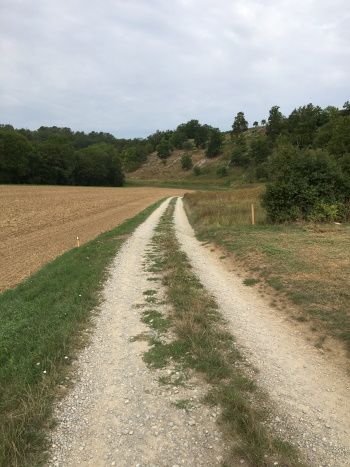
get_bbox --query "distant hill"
[126,128,265,188]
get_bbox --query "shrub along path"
[48,197,350,466]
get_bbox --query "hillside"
[126,146,231,185]
[126,127,266,188]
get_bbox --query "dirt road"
[48,197,350,466]
[48,198,228,466]
[0,185,188,292]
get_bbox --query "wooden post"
[76,236,80,247]
[251,204,255,226]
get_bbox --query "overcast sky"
[1,0,349,139]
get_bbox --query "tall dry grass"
[183,185,267,227]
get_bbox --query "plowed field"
[0,185,189,292]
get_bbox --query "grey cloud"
[0,0,349,138]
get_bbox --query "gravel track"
[48,197,350,467]
[48,198,228,467]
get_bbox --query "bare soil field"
[0,185,189,292]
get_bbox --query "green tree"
[231,134,250,167]
[177,120,201,139]
[342,101,350,116]
[193,165,201,176]
[313,118,337,150]
[216,165,228,177]
[205,128,223,158]
[170,131,188,149]
[286,104,325,148]
[0,131,34,183]
[75,143,124,186]
[121,147,141,172]
[266,106,286,141]
[194,124,211,149]
[327,116,350,156]
[231,111,248,136]
[250,136,271,165]
[37,134,75,185]
[156,139,173,159]
[0,124,14,131]
[253,121,259,127]
[181,152,193,170]
[147,130,168,151]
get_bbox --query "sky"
[1,0,349,139]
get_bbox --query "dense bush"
[156,138,173,160]
[261,143,350,222]
[205,128,223,158]
[216,165,228,177]
[181,153,193,170]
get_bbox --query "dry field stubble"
[0,185,188,292]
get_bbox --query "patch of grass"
[145,296,158,304]
[287,289,317,305]
[266,277,285,291]
[0,198,167,467]
[143,339,193,369]
[172,399,195,411]
[141,310,172,333]
[147,266,162,273]
[143,289,157,296]
[129,331,154,342]
[141,200,304,466]
[293,315,308,323]
[243,278,260,287]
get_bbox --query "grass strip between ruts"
[0,198,166,467]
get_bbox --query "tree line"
[0,126,159,186]
[229,101,350,222]
[0,120,226,186]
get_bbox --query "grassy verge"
[138,200,305,466]
[0,199,166,467]
[183,189,350,355]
